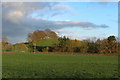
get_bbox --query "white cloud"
[54,5,71,11]
[6,11,23,23]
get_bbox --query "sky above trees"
[2,2,118,43]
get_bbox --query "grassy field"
[2,52,118,78]
[36,38,58,46]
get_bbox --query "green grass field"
[37,38,58,46]
[2,53,118,78]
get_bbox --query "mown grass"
[36,38,58,47]
[2,52,118,78]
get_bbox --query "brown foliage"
[15,43,28,52]
[27,30,48,43]
[44,29,58,38]
[99,39,118,54]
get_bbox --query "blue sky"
[2,2,118,43]
[50,2,118,39]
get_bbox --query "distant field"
[37,38,58,46]
[2,53,118,78]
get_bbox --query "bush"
[42,47,49,52]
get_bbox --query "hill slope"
[37,38,59,47]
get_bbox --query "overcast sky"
[2,2,118,43]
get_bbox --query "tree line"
[1,29,119,54]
